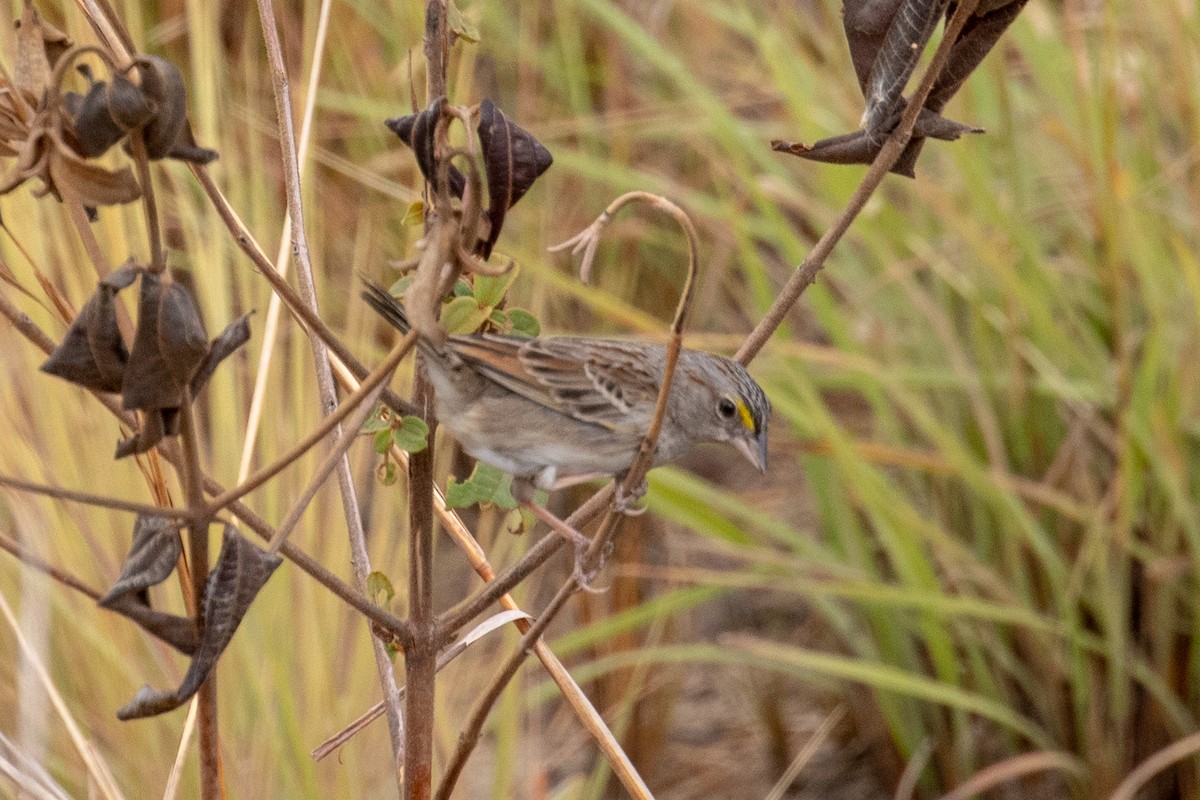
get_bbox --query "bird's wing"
[449,335,660,431]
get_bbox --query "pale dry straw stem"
[892,738,934,800]
[237,0,334,488]
[162,697,199,800]
[254,0,407,769]
[735,0,984,366]
[1106,732,1200,800]
[764,705,846,800]
[0,588,126,800]
[72,0,133,65]
[934,751,1085,800]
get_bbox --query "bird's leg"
[521,501,605,592]
[613,475,649,515]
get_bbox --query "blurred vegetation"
[0,0,1198,798]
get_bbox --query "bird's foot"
[614,477,649,515]
[523,501,608,592]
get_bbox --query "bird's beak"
[732,433,768,473]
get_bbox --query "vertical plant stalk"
[405,3,452,798]
[253,0,408,777]
[176,393,221,799]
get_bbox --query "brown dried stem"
[0,473,197,519]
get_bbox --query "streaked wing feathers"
[450,335,660,431]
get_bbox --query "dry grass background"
[1,0,1199,798]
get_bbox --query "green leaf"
[361,404,391,433]
[373,428,393,454]
[446,462,517,510]
[391,415,430,453]
[378,461,398,485]
[366,571,395,604]
[507,308,540,337]
[472,263,519,308]
[442,295,493,334]
[488,308,508,328]
[448,1,480,43]
[452,279,473,297]
[401,200,425,226]
[388,275,414,296]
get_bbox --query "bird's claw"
[571,538,610,593]
[614,478,649,515]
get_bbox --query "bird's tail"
[361,278,413,334]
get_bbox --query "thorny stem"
[734,0,983,365]
[254,0,408,770]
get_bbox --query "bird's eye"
[717,397,738,419]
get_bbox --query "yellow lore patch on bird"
[735,397,756,433]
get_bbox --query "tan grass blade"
[236,0,333,487]
[936,751,1085,800]
[763,705,846,800]
[1107,732,1200,800]
[0,588,127,800]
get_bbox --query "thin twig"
[267,379,388,553]
[0,474,196,520]
[0,532,103,601]
[188,166,422,420]
[126,133,164,273]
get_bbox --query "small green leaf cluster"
[363,405,430,485]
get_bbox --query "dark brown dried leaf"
[121,272,207,411]
[771,107,981,178]
[97,514,198,655]
[384,96,465,197]
[926,0,1030,113]
[134,55,186,159]
[190,313,251,395]
[114,406,169,459]
[67,69,155,158]
[117,527,281,720]
[843,0,905,93]
[862,0,944,140]
[46,146,141,206]
[475,99,552,259]
[39,263,137,392]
